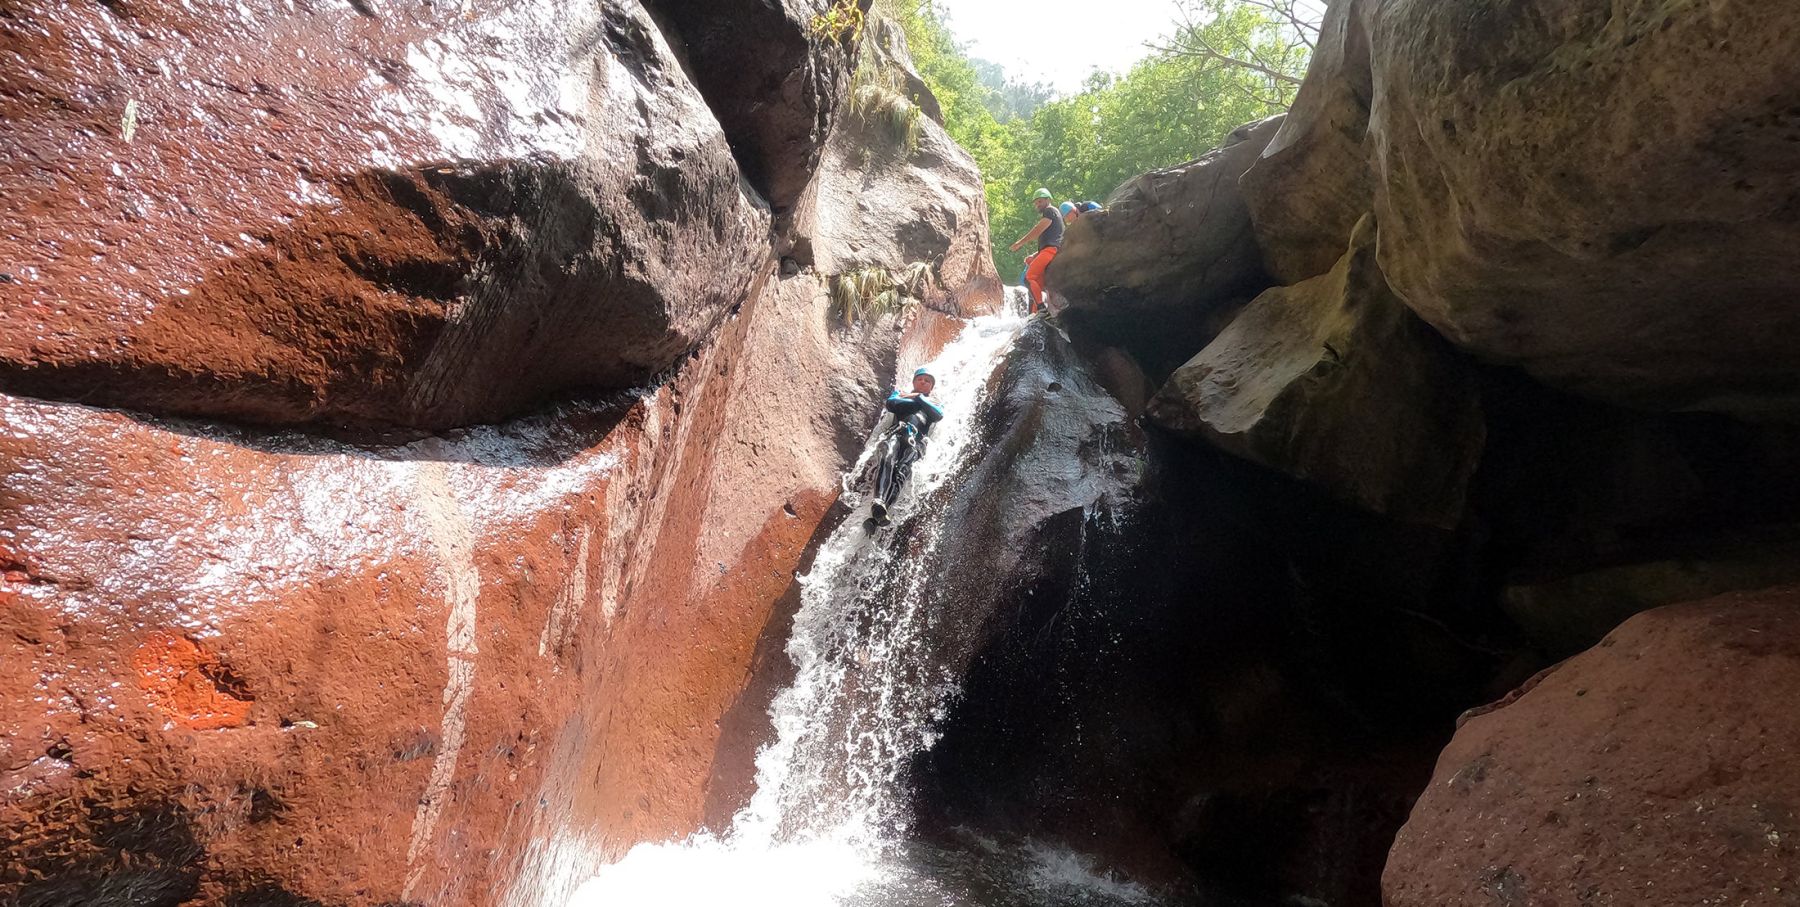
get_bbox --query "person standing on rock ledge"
[1009,187,1064,314]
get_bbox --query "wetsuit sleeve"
[918,397,944,424]
[884,391,909,416]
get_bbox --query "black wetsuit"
[873,392,944,511]
[1037,204,1065,250]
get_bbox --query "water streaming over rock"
[564,294,1159,906]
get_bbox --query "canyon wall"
[989,0,1800,903]
[0,2,1000,904]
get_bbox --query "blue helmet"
[1058,201,1075,217]
[914,366,935,380]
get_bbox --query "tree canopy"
[878,0,1310,280]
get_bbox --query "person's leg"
[1025,246,1058,313]
[872,433,901,511]
[882,437,920,507]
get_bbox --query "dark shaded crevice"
[643,0,862,213]
[8,801,205,907]
[222,884,325,907]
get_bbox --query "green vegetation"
[877,0,1310,279]
[810,0,866,44]
[850,54,925,153]
[830,262,938,327]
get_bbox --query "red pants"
[1025,246,1059,313]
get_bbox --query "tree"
[971,59,1055,123]
[880,0,1311,279]
[1153,0,1320,107]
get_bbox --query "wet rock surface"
[1385,589,1800,907]
[0,263,933,906]
[0,0,767,431]
[900,319,1507,906]
[916,409,1493,906]
[1148,216,1485,528]
[0,391,634,905]
[0,0,1005,901]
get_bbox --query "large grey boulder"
[1046,117,1282,370]
[795,16,1002,317]
[1238,0,1376,285]
[1368,0,1800,419]
[1149,215,1485,528]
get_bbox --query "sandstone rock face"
[0,394,630,906]
[1238,0,1375,285]
[0,0,997,900]
[646,0,854,212]
[1148,216,1484,528]
[0,261,922,905]
[1367,0,1800,419]
[1047,117,1281,372]
[0,0,769,431]
[797,18,1003,317]
[1385,588,1800,907]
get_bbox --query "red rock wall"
[0,264,955,904]
[1384,588,1800,907]
[0,0,1002,900]
[0,0,769,430]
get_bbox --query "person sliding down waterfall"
[869,367,944,524]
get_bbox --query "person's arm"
[884,391,910,415]
[1008,217,1052,252]
[918,396,944,423]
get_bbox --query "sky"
[933,0,1327,96]
[935,0,1186,94]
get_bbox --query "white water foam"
[569,301,1035,906]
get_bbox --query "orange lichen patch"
[132,631,253,730]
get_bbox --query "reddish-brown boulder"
[0,1,1006,901]
[0,389,635,905]
[0,0,767,431]
[0,261,933,904]
[1385,587,1800,907]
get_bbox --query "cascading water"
[566,293,1160,906]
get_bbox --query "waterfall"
[566,292,1157,906]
